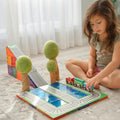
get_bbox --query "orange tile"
[6,46,15,57]
[7,56,12,66]
[17,71,21,80]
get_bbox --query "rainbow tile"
[11,67,16,78]
[11,57,16,67]
[8,65,12,75]
[7,56,12,66]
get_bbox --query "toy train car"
[66,77,94,92]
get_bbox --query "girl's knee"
[100,76,112,88]
[65,59,74,68]
[101,76,120,89]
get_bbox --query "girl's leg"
[100,69,120,89]
[65,59,89,81]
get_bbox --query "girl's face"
[90,14,107,36]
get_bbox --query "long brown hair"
[83,0,120,51]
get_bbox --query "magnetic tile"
[72,92,87,99]
[47,95,59,102]
[37,92,49,98]
[51,83,87,99]
[50,82,63,89]
[30,88,44,95]
[7,56,12,66]
[50,100,67,107]
[11,57,16,67]
[29,88,67,107]
[29,76,37,88]
[11,67,16,78]
[8,65,12,75]
[16,71,21,80]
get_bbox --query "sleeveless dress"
[90,33,120,69]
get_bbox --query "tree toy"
[44,40,59,83]
[16,55,32,92]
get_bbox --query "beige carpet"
[0,45,120,120]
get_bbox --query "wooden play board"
[16,80,108,120]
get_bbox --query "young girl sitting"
[65,0,120,89]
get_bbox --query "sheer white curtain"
[0,0,84,61]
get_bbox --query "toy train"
[66,77,94,92]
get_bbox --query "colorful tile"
[8,65,12,75]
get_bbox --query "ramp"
[6,45,47,88]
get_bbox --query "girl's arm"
[87,41,120,88]
[87,45,96,77]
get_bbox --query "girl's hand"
[86,69,94,78]
[86,77,101,89]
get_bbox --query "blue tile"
[29,88,67,107]
[51,83,88,99]
[48,95,59,102]
[30,88,44,94]
[50,100,66,107]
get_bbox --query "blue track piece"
[29,88,67,107]
[50,82,87,99]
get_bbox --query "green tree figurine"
[16,56,32,92]
[44,40,59,83]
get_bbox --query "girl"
[65,0,120,89]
